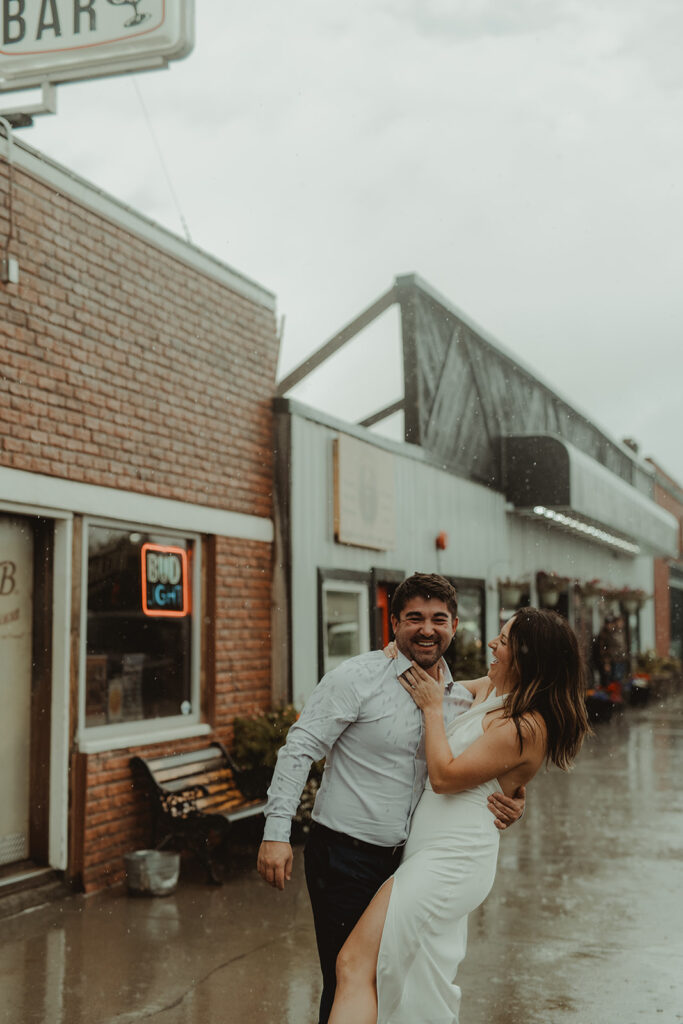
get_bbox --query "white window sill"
[77,722,212,755]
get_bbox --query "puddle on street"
[1,696,682,1023]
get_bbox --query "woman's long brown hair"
[504,608,592,770]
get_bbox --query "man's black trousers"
[303,823,403,1024]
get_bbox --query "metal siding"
[288,414,506,705]
[287,411,657,705]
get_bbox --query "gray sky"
[20,0,683,482]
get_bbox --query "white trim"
[0,498,73,521]
[321,577,371,676]
[190,528,202,714]
[49,519,72,871]
[7,136,276,313]
[78,722,212,755]
[0,466,274,543]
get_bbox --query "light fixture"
[531,506,640,555]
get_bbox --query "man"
[257,572,524,1024]
[597,614,629,685]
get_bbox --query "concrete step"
[0,864,72,920]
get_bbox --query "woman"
[328,608,590,1024]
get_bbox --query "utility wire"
[132,77,193,244]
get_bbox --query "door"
[0,516,34,867]
[370,570,405,651]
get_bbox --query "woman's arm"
[399,663,539,795]
[424,711,531,794]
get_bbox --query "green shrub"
[232,705,300,770]
[231,707,324,827]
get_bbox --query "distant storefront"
[0,135,279,892]
[648,460,683,661]
[273,276,678,708]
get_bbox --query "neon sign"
[141,543,189,618]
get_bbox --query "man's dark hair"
[391,573,458,620]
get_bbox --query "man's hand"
[257,840,293,890]
[487,785,526,830]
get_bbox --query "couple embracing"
[257,573,589,1023]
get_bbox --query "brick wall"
[214,535,274,727]
[0,160,278,515]
[649,461,683,658]
[0,149,280,893]
[653,559,671,658]
[75,534,273,893]
[76,738,203,893]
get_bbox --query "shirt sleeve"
[262,663,363,842]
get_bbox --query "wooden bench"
[130,742,267,884]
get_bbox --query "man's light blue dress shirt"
[263,649,473,847]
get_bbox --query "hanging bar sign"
[0,1,195,91]
[141,543,189,618]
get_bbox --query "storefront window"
[84,524,197,729]
[321,578,370,675]
[447,580,487,679]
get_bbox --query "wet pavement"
[2,691,683,1024]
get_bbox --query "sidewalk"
[3,691,683,1023]
[1,841,320,1024]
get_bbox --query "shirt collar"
[393,650,454,694]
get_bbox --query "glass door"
[0,516,34,867]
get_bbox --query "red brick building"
[647,460,683,660]
[0,135,278,894]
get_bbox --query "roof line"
[3,133,276,311]
[395,273,653,478]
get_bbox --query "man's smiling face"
[391,596,458,676]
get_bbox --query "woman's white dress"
[376,691,505,1024]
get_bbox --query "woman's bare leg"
[328,878,394,1024]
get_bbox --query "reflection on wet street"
[0,831,321,1024]
[2,694,683,1023]
[460,690,683,1023]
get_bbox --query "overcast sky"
[19,0,683,482]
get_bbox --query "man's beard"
[402,639,446,669]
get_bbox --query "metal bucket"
[124,850,180,897]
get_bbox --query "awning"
[503,435,678,557]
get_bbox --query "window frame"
[317,569,371,679]
[78,516,203,748]
[447,575,487,678]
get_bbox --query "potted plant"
[578,578,604,609]
[497,577,527,608]
[616,586,648,614]
[231,706,300,798]
[231,707,324,832]
[536,571,572,608]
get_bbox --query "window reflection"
[321,581,369,675]
[85,526,193,727]
[447,582,486,679]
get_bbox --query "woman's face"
[488,617,516,691]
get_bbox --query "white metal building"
[273,275,677,709]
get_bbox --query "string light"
[530,506,640,555]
